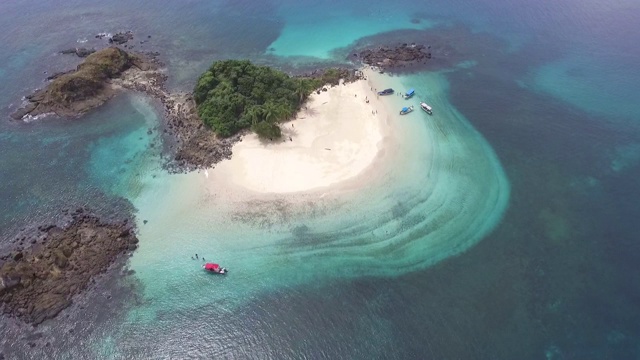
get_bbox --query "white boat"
[420,102,433,115]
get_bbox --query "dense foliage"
[194,60,317,138]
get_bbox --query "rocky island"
[0,209,138,325]
[354,43,432,71]
[2,33,428,329]
[9,45,237,171]
[11,47,361,172]
[2,47,365,327]
[11,47,154,120]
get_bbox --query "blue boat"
[399,106,414,115]
[403,89,415,99]
[377,88,394,96]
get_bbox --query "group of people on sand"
[191,253,206,262]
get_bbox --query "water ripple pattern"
[123,72,510,324]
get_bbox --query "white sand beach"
[210,76,392,193]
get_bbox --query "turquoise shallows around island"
[0,0,640,358]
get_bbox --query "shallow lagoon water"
[1,0,640,358]
[77,70,509,357]
[125,70,508,298]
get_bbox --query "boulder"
[59,47,96,58]
[10,103,37,120]
[0,274,21,294]
[77,227,97,244]
[75,48,96,57]
[109,31,133,45]
[31,294,70,324]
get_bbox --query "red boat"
[202,263,227,274]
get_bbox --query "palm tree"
[294,79,311,103]
[277,103,294,121]
[262,102,278,123]
[245,106,262,126]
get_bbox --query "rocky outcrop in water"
[108,31,134,45]
[111,67,239,172]
[59,47,96,58]
[355,43,432,70]
[0,209,138,325]
[11,44,236,171]
[11,47,154,120]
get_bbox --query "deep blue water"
[1,0,640,358]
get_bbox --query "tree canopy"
[194,60,317,139]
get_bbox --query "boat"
[203,263,228,275]
[377,88,394,96]
[403,89,415,99]
[420,102,433,115]
[400,106,414,115]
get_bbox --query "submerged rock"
[59,47,96,58]
[0,210,138,325]
[109,31,133,45]
[357,43,432,71]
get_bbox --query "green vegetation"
[194,60,323,139]
[47,47,131,104]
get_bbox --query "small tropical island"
[12,47,360,171]
[3,39,419,324]
[194,59,354,140]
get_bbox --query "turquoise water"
[268,3,426,59]
[1,0,640,358]
[113,70,508,328]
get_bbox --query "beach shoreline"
[204,67,405,199]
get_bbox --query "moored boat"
[203,263,228,274]
[377,88,394,96]
[403,89,415,99]
[420,102,433,115]
[400,106,414,115]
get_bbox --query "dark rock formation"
[11,47,154,120]
[11,46,361,172]
[109,56,240,172]
[356,43,432,71]
[0,209,138,325]
[109,31,133,45]
[59,47,96,58]
[45,70,74,81]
